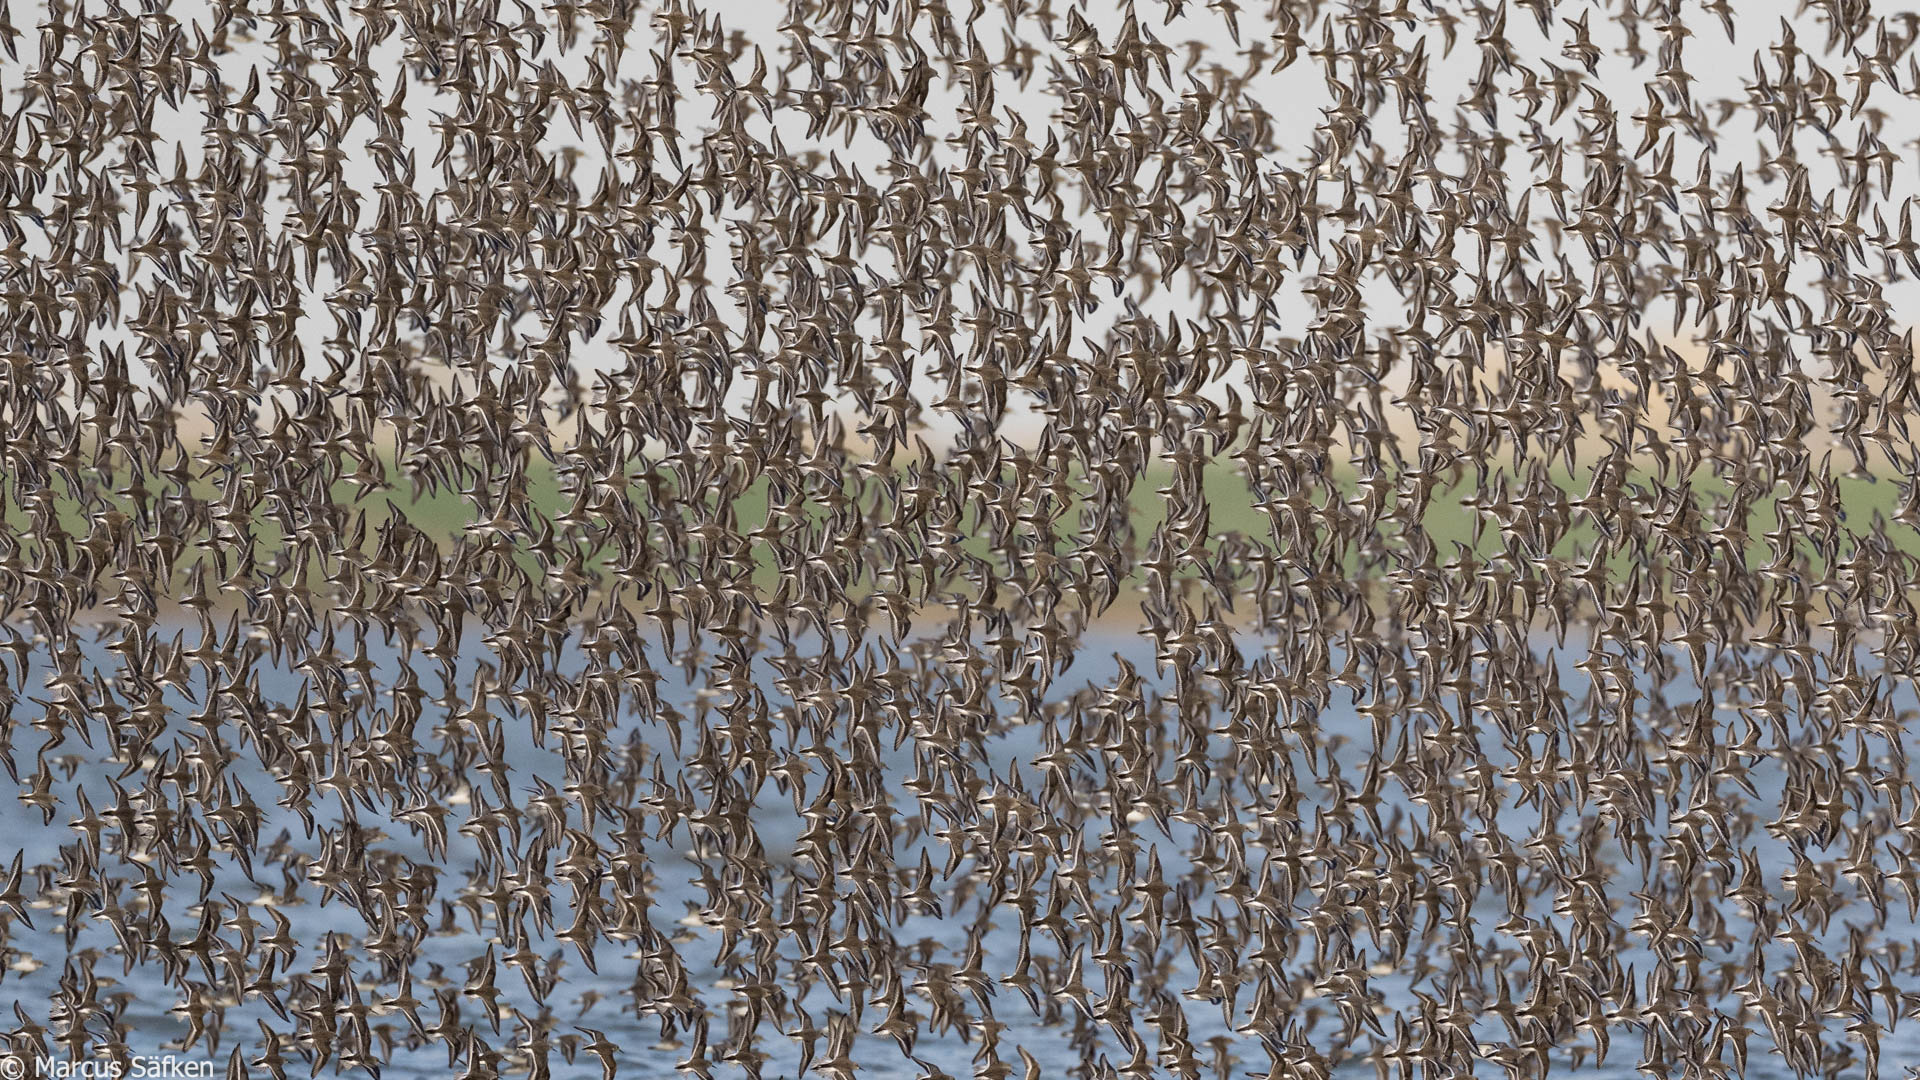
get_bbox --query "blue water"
[0,625,1915,1079]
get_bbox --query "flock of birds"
[8,0,1920,1076]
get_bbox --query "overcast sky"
[0,0,1907,449]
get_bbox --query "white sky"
[0,0,1906,449]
